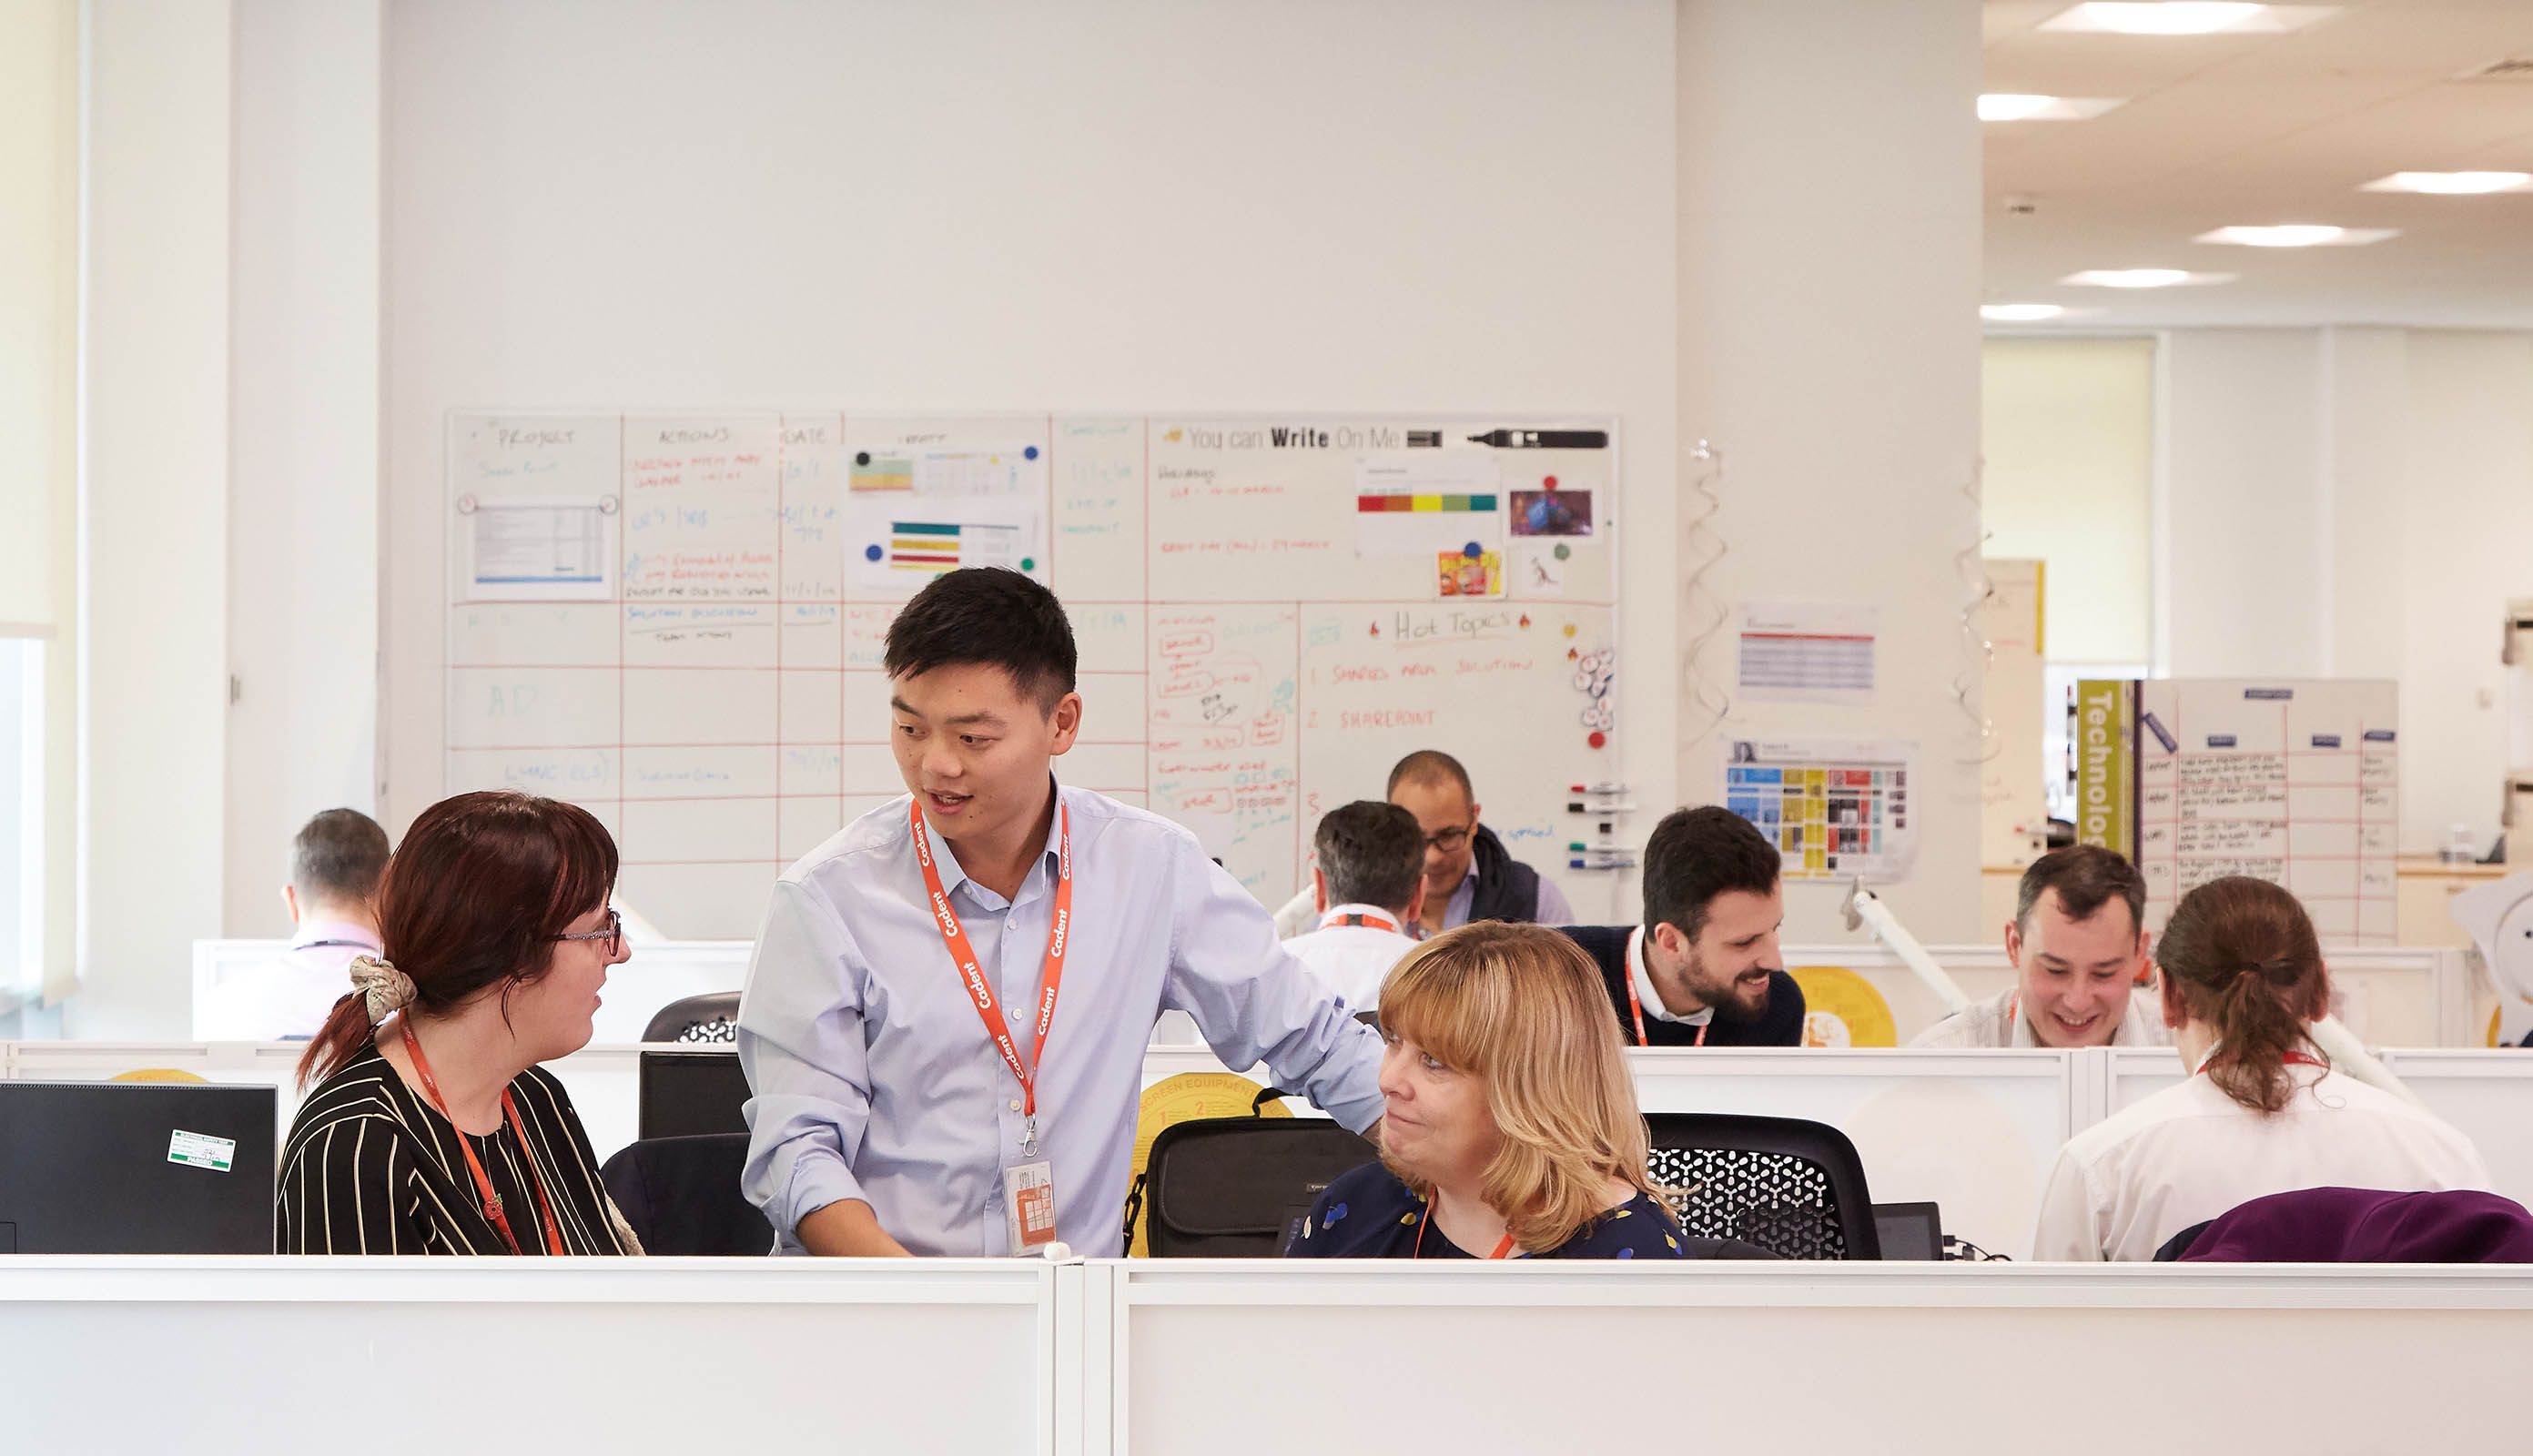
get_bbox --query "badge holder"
[1002,1119,1058,1251]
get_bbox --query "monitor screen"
[1871,1200,1943,1260]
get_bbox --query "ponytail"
[294,792,617,1092]
[2157,878,2328,1116]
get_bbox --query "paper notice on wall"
[1722,737,1918,883]
[1737,602,1878,703]
[842,494,1047,595]
[848,443,1047,499]
[1354,451,1504,557]
[466,495,615,601]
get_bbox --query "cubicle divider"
[13,1038,2529,1261]
[5,1256,2528,1456]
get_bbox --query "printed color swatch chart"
[447,414,1620,936]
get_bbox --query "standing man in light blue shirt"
[737,568,1383,1257]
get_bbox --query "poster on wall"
[1721,737,1919,883]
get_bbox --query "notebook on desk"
[0,1081,277,1253]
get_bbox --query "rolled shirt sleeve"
[1165,852,1385,1133]
[737,876,877,1245]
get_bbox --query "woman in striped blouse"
[279,791,641,1255]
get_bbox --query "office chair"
[642,991,741,1044]
[1128,1101,1377,1257]
[599,1133,773,1255]
[638,1048,753,1140]
[1643,1112,1882,1260]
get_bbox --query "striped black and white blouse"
[278,1040,640,1255]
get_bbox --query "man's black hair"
[290,808,391,905]
[1314,801,1426,915]
[881,568,1078,709]
[1641,805,1780,944]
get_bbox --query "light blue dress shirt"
[737,782,1386,1257]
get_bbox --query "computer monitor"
[1870,1200,1944,1260]
[0,1080,277,1253]
[639,1050,753,1141]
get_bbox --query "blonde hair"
[1376,921,1657,1251]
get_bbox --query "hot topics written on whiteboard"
[446,413,1620,936]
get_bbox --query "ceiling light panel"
[2039,4,2339,35]
[2062,268,2238,288]
[2194,225,2398,247]
[1980,94,2127,121]
[2359,172,2532,196]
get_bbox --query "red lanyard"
[1322,910,1400,934]
[1414,1201,1517,1259]
[912,798,1073,1149]
[399,1019,566,1256]
[1626,951,1708,1048]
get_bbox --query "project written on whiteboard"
[444,413,1622,936]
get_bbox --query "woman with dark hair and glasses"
[279,791,641,1254]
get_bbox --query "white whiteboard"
[2133,678,2397,945]
[446,414,1621,935]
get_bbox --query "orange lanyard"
[1414,1201,1516,1259]
[1322,910,1400,934]
[912,798,1073,1153]
[1626,957,1708,1048]
[399,1019,565,1256]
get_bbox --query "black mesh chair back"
[642,991,741,1045]
[599,1132,774,1256]
[1643,1112,1881,1260]
[1130,1117,1377,1257]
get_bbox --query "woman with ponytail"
[277,791,642,1254]
[2031,876,2486,1260]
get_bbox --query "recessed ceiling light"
[2194,225,2398,247]
[2039,4,2337,35]
[2360,171,2533,196]
[2062,268,2236,288]
[1981,304,2069,321]
[1979,94,2126,121]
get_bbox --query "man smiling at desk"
[736,568,1382,1257]
[1912,845,2166,1049]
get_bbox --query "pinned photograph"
[1509,489,1592,537]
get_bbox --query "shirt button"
[1009,1099,1022,1111]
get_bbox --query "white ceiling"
[1983,0,2533,327]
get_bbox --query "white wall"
[2144,325,2533,855]
[2161,329,2328,679]
[1678,0,1986,941]
[378,0,1684,925]
[224,0,383,938]
[72,0,234,1036]
[1981,337,2153,667]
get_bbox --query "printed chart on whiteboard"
[445,414,1621,936]
[2130,679,2397,945]
[1720,738,1919,883]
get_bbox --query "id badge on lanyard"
[914,798,1072,1252]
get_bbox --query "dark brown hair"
[2014,844,2145,935]
[2155,876,2330,1114]
[297,792,618,1089]
[289,807,391,904]
[1642,805,1780,945]
[1314,800,1425,913]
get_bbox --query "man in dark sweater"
[1561,805,1806,1047]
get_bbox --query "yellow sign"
[1789,966,1898,1047]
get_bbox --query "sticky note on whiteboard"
[167,1129,237,1173]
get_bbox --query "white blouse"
[2031,1063,2490,1261]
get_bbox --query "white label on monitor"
[167,1129,237,1173]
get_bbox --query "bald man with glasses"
[1274,750,1573,939]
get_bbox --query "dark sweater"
[1559,924,1807,1047]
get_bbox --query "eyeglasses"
[553,909,623,956]
[1423,824,1474,854]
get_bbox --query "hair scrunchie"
[348,955,418,1023]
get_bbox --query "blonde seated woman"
[1285,921,1694,1260]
